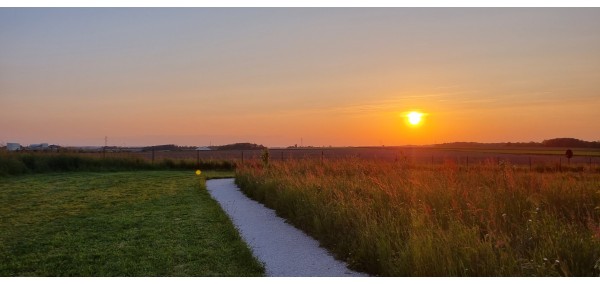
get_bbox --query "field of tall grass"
[235,158,600,276]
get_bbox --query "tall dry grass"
[235,158,600,276]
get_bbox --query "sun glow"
[407,111,423,126]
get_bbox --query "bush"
[0,155,29,176]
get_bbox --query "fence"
[87,148,599,172]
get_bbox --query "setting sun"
[1,9,599,148]
[407,111,423,126]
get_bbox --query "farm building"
[195,146,212,151]
[28,143,49,151]
[7,143,22,151]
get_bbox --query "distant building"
[7,143,21,151]
[49,145,61,152]
[195,146,212,151]
[28,143,49,151]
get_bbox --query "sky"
[1,8,599,147]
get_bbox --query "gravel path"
[206,178,368,277]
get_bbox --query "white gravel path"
[206,178,368,277]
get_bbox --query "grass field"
[0,171,264,276]
[441,147,600,157]
[53,146,599,169]
[236,159,600,276]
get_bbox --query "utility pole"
[103,136,107,159]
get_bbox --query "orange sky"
[1,8,599,147]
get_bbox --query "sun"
[407,111,423,126]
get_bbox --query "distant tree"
[215,143,267,150]
[142,144,177,151]
[565,149,574,164]
[542,138,600,148]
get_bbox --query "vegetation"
[542,138,600,148]
[261,148,270,166]
[212,143,267,151]
[436,137,600,149]
[0,152,234,176]
[445,148,600,157]
[0,171,264,276]
[235,159,600,276]
[141,144,197,151]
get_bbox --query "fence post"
[529,156,532,171]
[152,147,155,165]
[241,151,244,164]
[559,157,561,172]
[196,150,200,168]
[321,150,324,164]
[281,151,284,161]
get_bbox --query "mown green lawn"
[0,171,264,276]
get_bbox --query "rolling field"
[0,171,264,276]
[235,159,600,276]
[90,146,600,170]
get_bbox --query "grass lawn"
[0,170,264,276]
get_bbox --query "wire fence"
[86,148,600,173]
[5,147,599,173]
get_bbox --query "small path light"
[196,169,202,176]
